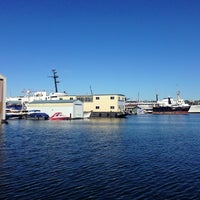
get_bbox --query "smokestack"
[156,94,158,102]
[168,97,171,104]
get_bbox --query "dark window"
[110,106,115,109]
[110,96,115,100]
[96,97,100,100]
[77,96,93,102]
[96,106,100,109]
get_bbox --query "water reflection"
[0,123,6,165]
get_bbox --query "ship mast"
[177,90,181,103]
[49,69,60,93]
[90,85,93,95]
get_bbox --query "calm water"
[1,115,200,199]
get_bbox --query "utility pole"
[49,69,60,93]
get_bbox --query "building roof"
[75,94,125,97]
[29,99,82,104]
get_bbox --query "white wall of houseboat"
[27,100,83,119]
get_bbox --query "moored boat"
[153,91,190,115]
[6,109,27,119]
[26,110,49,120]
[6,102,27,119]
[83,111,91,119]
[50,112,70,120]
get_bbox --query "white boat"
[6,102,27,119]
[137,103,153,114]
[6,109,26,119]
[6,91,68,104]
[188,105,200,113]
[125,101,154,114]
[83,111,91,119]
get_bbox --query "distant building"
[0,74,6,123]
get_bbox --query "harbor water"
[1,115,200,199]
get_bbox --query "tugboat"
[153,91,190,114]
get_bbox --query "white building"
[27,99,83,119]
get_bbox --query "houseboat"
[27,99,84,119]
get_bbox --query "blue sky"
[1,0,200,100]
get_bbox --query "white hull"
[83,111,91,119]
[188,105,200,113]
